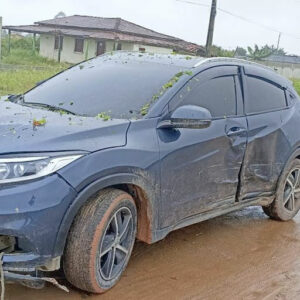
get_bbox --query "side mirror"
[158,105,212,129]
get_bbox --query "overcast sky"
[1,0,300,55]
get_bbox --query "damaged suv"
[1,52,300,293]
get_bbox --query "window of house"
[116,43,122,51]
[246,76,287,114]
[171,75,237,118]
[54,36,63,50]
[74,38,84,53]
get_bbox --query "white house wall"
[256,60,300,79]
[40,35,57,60]
[60,36,86,63]
[39,34,173,64]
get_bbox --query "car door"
[158,66,248,228]
[238,66,292,200]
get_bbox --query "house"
[3,15,204,63]
[261,54,300,64]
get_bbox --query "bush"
[1,34,70,67]
[1,34,39,56]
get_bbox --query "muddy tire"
[263,159,300,221]
[63,188,137,293]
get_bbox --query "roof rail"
[193,57,276,72]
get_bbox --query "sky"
[1,0,300,55]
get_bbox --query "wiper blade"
[8,94,24,103]
[22,102,76,115]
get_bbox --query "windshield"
[23,52,190,119]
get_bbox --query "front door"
[158,66,248,228]
[96,41,106,56]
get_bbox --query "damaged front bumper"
[1,248,68,291]
[0,173,77,290]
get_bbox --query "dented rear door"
[239,67,291,200]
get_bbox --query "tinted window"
[246,76,287,114]
[172,75,237,118]
[287,91,298,106]
[23,54,189,119]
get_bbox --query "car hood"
[0,100,130,154]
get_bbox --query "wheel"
[262,159,300,221]
[63,188,137,293]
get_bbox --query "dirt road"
[5,206,300,299]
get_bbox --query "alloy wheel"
[98,207,134,281]
[283,168,300,212]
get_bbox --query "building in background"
[3,15,204,63]
[258,54,300,79]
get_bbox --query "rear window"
[246,76,287,114]
[23,55,188,119]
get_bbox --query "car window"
[286,91,298,106]
[170,74,237,118]
[22,54,189,119]
[246,76,287,114]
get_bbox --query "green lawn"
[0,68,66,96]
[0,49,70,96]
[293,79,300,95]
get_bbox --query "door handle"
[226,126,247,137]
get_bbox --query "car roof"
[194,57,293,89]
[98,51,203,68]
[94,52,293,90]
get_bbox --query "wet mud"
[6,206,300,299]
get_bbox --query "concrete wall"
[255,60,300,79]
[39,34,172,63]
[40,35,57,60]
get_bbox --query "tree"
[247,44,286,60]
[55,11,66,19]
[210,45,235,57]
[235,47,247,57]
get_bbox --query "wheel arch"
[274,147,300,190]
[53,172,156,257]
[286,147,300,165]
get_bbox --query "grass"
[1,49,70,68]
[0,68,65,96]
[292,79,300,95]
[0,49,71,96]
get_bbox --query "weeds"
[292,79,300,95]
[0,68,64,96]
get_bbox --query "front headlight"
[0,155,82,184]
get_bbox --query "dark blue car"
[1,52,300,293]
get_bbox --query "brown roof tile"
[35,15,180,41]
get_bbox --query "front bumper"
[0,174,77,272]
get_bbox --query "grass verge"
[0,68,66,96]
[292,79,300,95]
